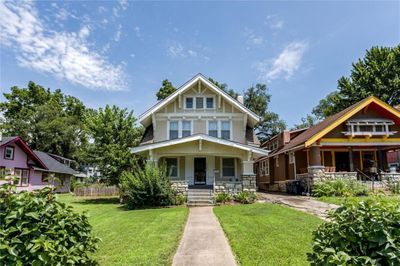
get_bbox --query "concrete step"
[187,192,213,197]
[187,202,214,207]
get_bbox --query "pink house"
[0,136,76,192]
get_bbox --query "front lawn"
[57,194,188,266]
[316,195,400,205]
[214,203,322,266]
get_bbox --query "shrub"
[307,199,400,265]
[312,178,370,197]
[174,194,187,205]
[388,181,400,195]
[119,164,177,209]
[215,192,232,204]
[233,191,257,204]
[0,184,100,265]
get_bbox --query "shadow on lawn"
[74,197,120,205]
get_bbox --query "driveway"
[257,192,338,220]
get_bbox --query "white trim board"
[131,134,269,156]
[139,74,260,127]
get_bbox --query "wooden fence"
[74,186,119,197]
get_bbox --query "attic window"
[206,97,214,109]
[343,119,396,136]
[4,146,14,160]
[185,98,193,109]
[196,97,204,109]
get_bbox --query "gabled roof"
[274,96,400,154]
[131,133,269,157]
[0,136,48,169]
[139,74,260,127]
[33,151,77,175]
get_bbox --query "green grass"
[57,194,188,266]
[214,203,323,266]
[316,195,400,205]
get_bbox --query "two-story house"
[132,74,269,195]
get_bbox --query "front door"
[194,158,206,185]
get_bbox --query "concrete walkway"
[173,207,237,266]
[257,192,338,220]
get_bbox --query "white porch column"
[146,149,158,165]
[242,151,255,175]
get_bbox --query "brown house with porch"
[255,96,400,192]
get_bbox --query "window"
[169,121,179,140]
[4,146,14,160]
[196,97,204,109]
[221,121,231,140]
[41,172,49,183]
[208,121,218,138]
[182,120,191,137]
[14,169,29,186]
[206,97,214,109]
[260,160,269,176]
[165,158,178,178]
[185,97,193,109]
[289,152,295,164]
[222,158,235,177]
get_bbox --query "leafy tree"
[244,83,286,142]
[208,77,239,98]
[293,114,318,129]
[85,105,143,185]
[156,79,176,100]
[313,45,400,119]
[0,82,88,161]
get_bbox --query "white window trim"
[220,157,236,178]
[184,97,194,109]
[168,120,180,140]
[220,120,232,140]
[168,119,193,139]
[182,120,193,138]
[205,96,216,110]
[195,97,204,109]
[4,146,14,160]
[165,157,179,178]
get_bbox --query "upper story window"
[206,97,214,109]
[221,121,231,140]
[185,98,193,109]
[169,121,179,140]
[208,121,218,138]
[344,119,396,137]
[196,97,204,109]
[182,120,192,137]
[4,146,14,160]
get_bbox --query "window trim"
[220,120,231,140]
[195,97,204,109]
[220,157,236,178]
[184,97,194,109]
[207,120,219,138]
[168,120,179,140]
[205,96,215,109]
[4,146,15,160]
[165,157,179,178]
[14,168,30,187]
[182,120,192,138]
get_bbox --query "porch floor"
[188,185,213,189]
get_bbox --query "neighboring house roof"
[261,96,400,157]
[33,151,77,175]
[138,73,260,127]
[132,133,269,156]
[0,136,48,169]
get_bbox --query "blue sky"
[1,1,399,127]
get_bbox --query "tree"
[0,82,88,161]
[156,79,176,100]
[243,83,286,142]
[85,105,143,185]
[208,77,239,99]
[313,45,400,119]
[293,114,318,130]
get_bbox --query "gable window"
[221,121,231,140]
[4,146,14,160]
[182,120,192,137]
[206,97,214,109]
[185,97,193,109]
[222,158,235,177]
[208,121,218,138]
[196,97,204,109]
[14,168,29,187]
[165,158,178,178]
[169,121,179,140]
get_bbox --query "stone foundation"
[241,175,257,192]
[171,180,188,195]
[214,175,257,195]
[267,181,288,193]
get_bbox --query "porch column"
[308,145,325,183]
[146,149,158,165]
[348,147,354,172]
[242,151,255,175]
[309,145,322,166]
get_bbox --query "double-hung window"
[208,121,218,138]
[222,158,235,177]
[4,146,14,160]
[196,97,204,109]
[165,158,178,178]
[185,97,193,109]
[182,120,191,137]
[14,168,29,186]
[206,97,214,109]
[169,121,179,140]
[221,121,231,140]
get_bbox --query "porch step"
[187,188,214,206]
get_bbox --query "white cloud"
[243,28,264,45]
[265,15,284,30]
[114,24,122,42]
[255,41,309,81]
[0,1,127,91]
[167,42,208,61]
[133,26,143,40]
